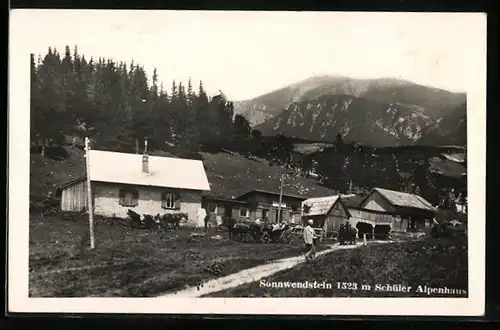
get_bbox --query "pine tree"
[187,77,194,106]
[61,45,77,137]
[185,93,201,150]
[151,68,159,103]
[170,79,178,103]
[335,133,343,148]
[197,81,210,141]
[250,129,265,156]
[176,82,190,147]
[233,114,251,141]
[30,53,43,148]
[36,47,66,148]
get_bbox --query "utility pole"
[84,137,95,249]
[277,162,288,223]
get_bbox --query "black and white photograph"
[8,10,486,316]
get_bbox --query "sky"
[14,10,486,101]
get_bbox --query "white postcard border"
[8,10,487,316]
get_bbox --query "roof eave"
[89,179,211,192]
[235,189,307,201]
[369,188,436,213]
[58,175,87,190]
[394,205,438,214]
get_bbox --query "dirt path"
[159,240,389,298]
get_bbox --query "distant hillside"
[419,103,467,146]
[29,146,335,201]
[233,75,465,126]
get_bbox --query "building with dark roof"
[357,187,438,233]
[234,189,307,223]
[300,188,439,239]
[201,195,249,225]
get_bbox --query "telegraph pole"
[277,161,289,223]
[274,135,291,223]
[84,137,95,249]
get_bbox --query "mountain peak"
[233,75,464,127]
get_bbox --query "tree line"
[30,45,261,157]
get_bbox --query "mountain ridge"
[233,74,466,147]
[233,75,465,126]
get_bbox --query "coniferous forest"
[30,45,262,158]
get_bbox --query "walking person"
[253,218,262,242]
[303,219,317,262]
[271,221,281,242]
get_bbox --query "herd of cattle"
[126,209,361,245]
[127,209,184,231]
[126,207,467,244]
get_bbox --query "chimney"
[142,138,149,174]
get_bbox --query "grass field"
[29,213,330,297]
[206,236,468,297]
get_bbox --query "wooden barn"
[57,149,211,227]
[357,187,437,234]
[301,195,351,236]
[340,194,392,238]
[201,196,249,225]
[234,189,306,223]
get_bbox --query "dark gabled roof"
[202,195,248,205]
[342,195,366,208]
[360,187,437,213]
[440,152,466,164]
[235,189,308,201]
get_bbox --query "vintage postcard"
[8,10,486,316]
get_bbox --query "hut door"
[224,204,232,217]
[275,209,283,223]
[323,218,330,235]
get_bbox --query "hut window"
[119,189,139,207]
[162,191,180,209]
[207,203,217,213]
[262,209,269,219]
[240,207,249,217]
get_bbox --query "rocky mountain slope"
[233,75,465,126]
[256,94,466,147]
[233,75,466,147]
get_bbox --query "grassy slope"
[30,146,86,200]
[207,237,468,297]
[30,146,334,199]
[201,150,333,198]
[29,213,329,297]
